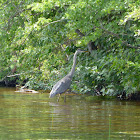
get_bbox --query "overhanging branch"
[98,23,140,49]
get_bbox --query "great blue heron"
[49,49,87,102]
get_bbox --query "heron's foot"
[64,92,66,102]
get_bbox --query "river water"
[0,87,140,139]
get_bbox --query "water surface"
[0,87,140,139]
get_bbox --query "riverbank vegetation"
[0,0,140,99]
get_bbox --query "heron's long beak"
[82,50,89,53]
[80,50,89,52]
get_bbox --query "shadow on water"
[0,87,140,139]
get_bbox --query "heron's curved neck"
[69,52,78,77]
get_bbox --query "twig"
[0,73,20,82]
[7,74,20,77]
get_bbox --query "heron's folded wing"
[51,76,72,94]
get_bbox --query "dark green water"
[0,87,140,140]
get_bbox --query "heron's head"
[75,49,88,54]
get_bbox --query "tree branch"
[43,18,67,27]
[7,74,20,78]
[98,23,140,49]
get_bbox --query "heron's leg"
[68,88,72,92]
[57,94,61,102]
[64,92,66,102]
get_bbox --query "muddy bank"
[0,77,139,101]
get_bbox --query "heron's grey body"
[49,49,85,99]
[49,73,72,98]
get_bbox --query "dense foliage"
[0,0,140,98]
